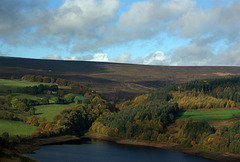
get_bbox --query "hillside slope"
[1,56,240,99]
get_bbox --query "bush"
[0,111,17,120]
[28,107,36,115]
[1,132,9,141]
[9,135,21,145]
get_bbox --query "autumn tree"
[26,116,40,126]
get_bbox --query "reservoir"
[26,139,210,162]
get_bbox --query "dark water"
[26,139,211,162]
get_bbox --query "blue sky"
[0,0,239,66]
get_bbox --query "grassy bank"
[35,103,77,122]
[0,79,53,93]
[0,119,37,137]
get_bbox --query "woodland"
[0,74,240,161]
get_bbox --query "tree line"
[17,84,58,95]
[22,74,89,95]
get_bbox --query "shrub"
[9,135,21,145]
[28,107,36,115]
[1,132,9,141]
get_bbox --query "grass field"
[13,93,56,101]
[0,119,37,137]
[35,103,77,122]
[0,79,54,93]
[178,109,240,120]
[12,93,43,100]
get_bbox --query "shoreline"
[15,135,81,154]
[85,132,240,162]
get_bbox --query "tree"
[205,103,211,109]
[4,94,12,106]
[35,75,43,82]
[17,101,28,112]
[83,99,90,105]
[49,85,58,91]
[43,77,51,83]
[38,84,45,93]
[11,97,19,109]
[29,75,36,82]
[26,116,40,126]
[184,120,215,140]
[45,122,54,131]
[64,93,75,103]
[74,96,82,104]
[40,97,49,105]
[50,77,55,83]
[28,107,36,115]
[57,90,64,97]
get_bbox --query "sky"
[0,0,240,66]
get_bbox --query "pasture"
[0,119,37,137]
[178,109,240,120]
[0,79,54,93]
[35,103,77,122]
[12,93,56,101]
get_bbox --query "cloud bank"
[1,0,240,65]
[44,51,170,65]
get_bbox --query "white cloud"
[110,0,194,44]
[37,0,120,50]
[118,0,194,28]
[143,51,168,65]
[91,53,109,62]
[43,54,62,60]
[107,51,169,65]
[43,51,169,65]
[171,0,240,40]
[110,53,131,63]
[43,54,81,61]
[46,0,119,34]
[63,56,81,60]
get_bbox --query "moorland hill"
[1,56,240,99]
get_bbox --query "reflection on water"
[26,138,211,162]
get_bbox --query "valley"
[0,57,240,161]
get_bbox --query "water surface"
[27,139,211,162]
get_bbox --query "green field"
[12,93,43,100]
[35,103,77,122]
[13,93,56,101]
[0,79,54,93]
[0,119,37,137]
[179,109,240,120]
